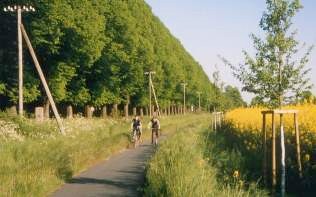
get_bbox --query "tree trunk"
[6,106,17,116]
[145,107,149,116]
[133,107,137,116]
[43,98,50,119]
[85,105,93,118]
[102,106,107,118]
[112,104,118,117]
[140,107,144,117]
[124,103,129,118]
[67,105,73,119]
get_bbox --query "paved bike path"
[51,142,155,197]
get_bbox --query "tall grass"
[144,120,268,197]
[0,114,206,197]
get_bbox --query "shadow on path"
[51,141,155,197]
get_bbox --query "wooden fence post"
[262,113,267,186]
[294,113,303,178]
[67,105,73,119]
[35,107,44,122]
[272,112,276,190]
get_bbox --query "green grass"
[143,119,268,197]
[0,113,209,197]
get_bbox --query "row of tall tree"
[0,0,244,114]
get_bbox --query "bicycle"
[152,128,160,146]
[131,126,141,148]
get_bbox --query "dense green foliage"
[0,0,243,111]
[222,0,313,108]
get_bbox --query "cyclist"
[149,112,160,145]
[131,115,142,143]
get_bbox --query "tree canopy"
[0,0,242,111]
[223,0,313,109]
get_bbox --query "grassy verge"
[0,113,207,197]
[143,120,268,197]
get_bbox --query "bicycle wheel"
[152,129,158,145]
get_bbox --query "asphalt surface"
[51,142,155,197]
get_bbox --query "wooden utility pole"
[4,5,35,117]
[150,78,161,116]
[145,71,155,117]
[20,24,65,134]
[17,7,23,117]
[181,82,187,114]
[197,91,201,111]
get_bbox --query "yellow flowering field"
[226,104,316,133]
[222,103,316,193]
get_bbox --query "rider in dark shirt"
[149,113,160,145]
[131,116,142,142]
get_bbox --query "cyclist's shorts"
[152,128,159,137]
